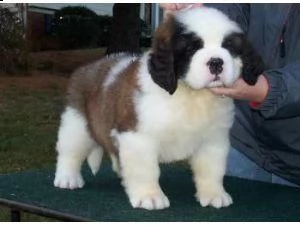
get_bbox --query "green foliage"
[52,6,101,49]
[0,6,30,74]
[95,15,113,47]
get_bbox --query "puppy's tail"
[87,146,104,175]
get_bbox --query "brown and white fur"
[54,7,264,210]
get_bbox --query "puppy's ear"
[240,36,265,86]
[148,15,177,94]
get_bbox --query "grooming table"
[1,162,300,222]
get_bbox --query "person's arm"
[257,61,300,119]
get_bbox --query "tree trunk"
[106,3,141,55]
[144,3,152,25]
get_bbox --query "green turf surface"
[1,162,300,222]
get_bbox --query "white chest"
[136,85,234,163]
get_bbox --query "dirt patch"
[0,72,68,91]
[30,48,106,74]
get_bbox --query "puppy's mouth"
[205,73,226,88]
[206,79,224,88]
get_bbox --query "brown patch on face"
[67,56,140,155]
[151,14,175,50]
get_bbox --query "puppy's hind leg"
[54,107,95,189]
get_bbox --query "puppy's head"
[148,7,265,94]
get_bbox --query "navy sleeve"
[204,3,250,33]
[258,61,300,119]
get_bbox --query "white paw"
[54,172,85,190]
[129,192,170,210]
[197,189,233,208]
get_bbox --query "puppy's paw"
[196,188,233,208]
[54,172,85,190]
[130,191,170,210]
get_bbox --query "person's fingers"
[160,4,182,15]
[190,3,204,9]
[160,4,185,11]
[174,3,192,10]
[209,87,235,97]
[160,3,203,12]
[160,4,177,11]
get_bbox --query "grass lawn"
[0,75,67,173]
[0,74,68,221]
[0,48,106,221]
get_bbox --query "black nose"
[207,57,224,75]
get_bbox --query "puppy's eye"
[222,33,244,56]
[175,35,190,50]
[189,39,202,51]
[174,34,202,53]
[232,35,243,48]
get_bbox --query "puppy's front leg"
[117,132,170,210]
[190,135,233,208]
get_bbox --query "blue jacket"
[207,4,300,184]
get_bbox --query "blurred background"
[0,3,164,75]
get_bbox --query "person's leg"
[226,148,272,182]
[271,174,299,187]
[228,101,299,187]
[227,148,299,187]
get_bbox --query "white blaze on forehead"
[175,7,242,46]
[103,55,137,89]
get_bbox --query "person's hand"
[160,3,203,13]
[209,75,269,103]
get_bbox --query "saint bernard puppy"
[54,7,264,210]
